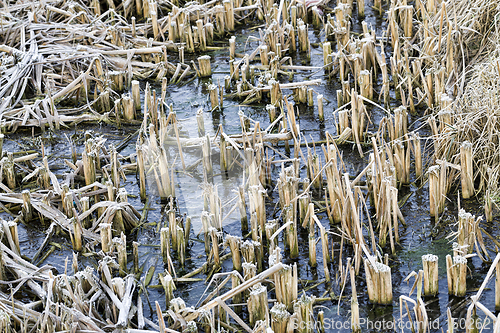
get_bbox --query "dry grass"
[434,40,500,203]
[412,0,500,204]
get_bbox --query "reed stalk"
[364,257,392,305]
[422,254,439,296]
[247,283,269,327]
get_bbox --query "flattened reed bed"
[2,0,500,332]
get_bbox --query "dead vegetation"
[1,0,500,331]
